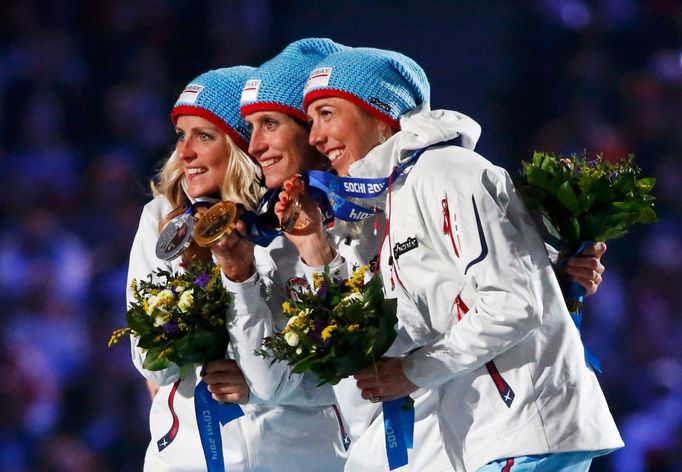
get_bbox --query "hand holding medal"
[274,174,336,266]
[274,174,305,232]
[156,201,238,262]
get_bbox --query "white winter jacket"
[338,107,623,471]
[127,195,348,471]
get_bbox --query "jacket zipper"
[441,197,460,258]
[332,404,351,451]
[455,296,515,408]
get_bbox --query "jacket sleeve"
[223,250,336,405]
[403,165,546,388]
[127,201,182,386]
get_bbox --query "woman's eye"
[264,119,278,130]
[176,131,185,142]
[320,109,333,119]
[199,132,212,141]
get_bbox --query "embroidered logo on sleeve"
[393,236,418,261]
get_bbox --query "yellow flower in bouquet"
[259,265,397,385]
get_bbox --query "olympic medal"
[155,213,196,261]
[193,201,238,247]
[279,195,302,232]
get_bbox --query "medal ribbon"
[382,396,415,470]
[564,241,602,373]
[307,136,462,222]
[194,381,244,472]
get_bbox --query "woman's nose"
[308,121,324,149]
[177,138,195,160]
[248,129,266,158]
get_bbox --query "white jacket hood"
[349,104,482,179]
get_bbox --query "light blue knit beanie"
[240,38,347,122]
[171,66,254,152]
[303,47,430,130]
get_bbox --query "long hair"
[152,134,264,232]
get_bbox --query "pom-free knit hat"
[171,66,254,152]
[240,38,347,122]
[303,47,430,130]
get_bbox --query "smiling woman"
[174,116,230,199]
[126,66,348,472]
[245,110,321,190]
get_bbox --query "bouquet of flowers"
[109,261,231,379]
[259,265,398,385]
[519,152,658,371]
[519,152,657,250]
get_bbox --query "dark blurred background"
[1,1,680,470]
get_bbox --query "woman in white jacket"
[279,46,624,471]
[128,66,347,471]
[227,39,612,472]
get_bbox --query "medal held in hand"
[156,213,197,261]
[193,201,238,247]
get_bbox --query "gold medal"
[193,201,238,247]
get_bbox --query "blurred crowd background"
[1,1,680,470]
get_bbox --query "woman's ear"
[378,122,396,142]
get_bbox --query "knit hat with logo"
[171,66,254,152]
[240,38,347,122]
[303,47,430,130]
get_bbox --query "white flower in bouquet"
[178,289,194,312]
[284,331,300,347]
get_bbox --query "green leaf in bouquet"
[175,329,227,365]
[557,216,581,245]
[637,207,658,224]
[539,153,556,172]
[179,363,195,381]
[142,348,173,371]
[523,167,554,194]
[125,307,153,334]
[373,312,398,355]
[636,177,656,193]
[291,350,329,374]
[585,176,613,204]
[341,302,366,324]
[613,173,637,196]
[331,351,364,379]
[556,181,581,214]
[594,226,629,242]
[541,214,563,240]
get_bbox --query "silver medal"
[155,213,196,261]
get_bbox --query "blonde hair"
[152,134,265,232]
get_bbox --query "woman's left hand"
[354,357,418,403]
[563,241,607,296]
[203,359,250,404]
[210,218,256,282]
[275,175,335,266]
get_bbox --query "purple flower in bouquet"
[162,320,181,333]
[194,272,210,289]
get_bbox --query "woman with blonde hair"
[127,66,347,471]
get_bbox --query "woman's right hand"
[275,175,335,266]
[203,359,250,404]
